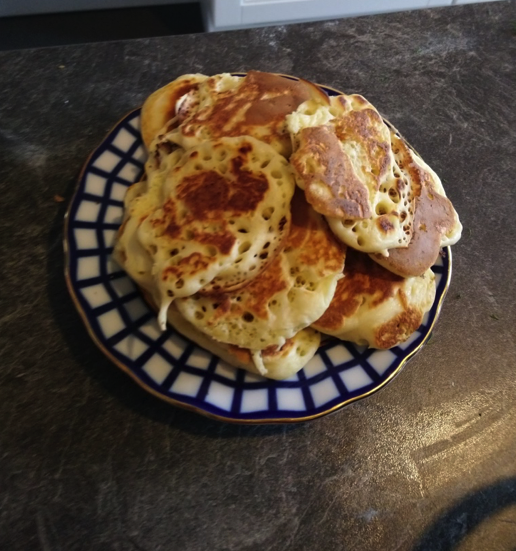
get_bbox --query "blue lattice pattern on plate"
[65,102,450,423]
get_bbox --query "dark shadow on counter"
[0,3,204,51]
[413,477,516,551]
[46,172,311,439]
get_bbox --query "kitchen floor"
[0,2,204,51]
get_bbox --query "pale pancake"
[134,291,320,380]
[115,136,295,329]
[140,73,208,149]
[288,94,415,255]
[113,179,156,293]
[119,251,321,381]
[165,303,321,380]
[369,127,462,277]
[162,71,329,157]
[312,249,435,349]
[175,189,346,350]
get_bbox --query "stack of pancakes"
[114,71,461,380]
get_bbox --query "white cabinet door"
[203,0,454,32]
[454,0,501,4]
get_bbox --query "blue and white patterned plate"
[64,85,451,424]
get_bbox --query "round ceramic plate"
[64,82,451,424]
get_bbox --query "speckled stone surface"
[1,2,516,550]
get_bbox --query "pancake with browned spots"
[114,135,295,330]
[369,127,462,277]
[288,94,416,255]
[158,71,328,158]
[115,71,462,377]
[312,249,435,349]
[140,73,208,150]
[175,189,346,350]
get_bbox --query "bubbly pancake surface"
[175,190,346,350]
[312,249,436,349]
[163,302,321,380]
[288,94,415,255]
[115,135,295,329]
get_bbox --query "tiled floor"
[0,2,204,51]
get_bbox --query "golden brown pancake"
[114,136,295,330]
[165,71,329,157]
[288,94,415,255]
[312,249,435,349]
[140,73,208,149]
[175,189,346,350]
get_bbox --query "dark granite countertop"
[1,2,516,549]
